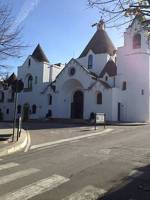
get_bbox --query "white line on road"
[62,185,106,200]
[70,140,80,143]
[1,174,70,200]
[128,170,144,178]
[0,168,40,185]
[24,130,31,152]
[0,163,19,171]
[30,128,113,150]
[0,159,3,161]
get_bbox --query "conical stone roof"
[79,23,116,58]
[32,44,49,63]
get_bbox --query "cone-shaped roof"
[6,73,17,85]
[100,60,117,77]
[32,44,49,63]
[79,28,116,58]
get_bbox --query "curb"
[0,129,28,157]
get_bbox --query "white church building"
[0,18,150,122]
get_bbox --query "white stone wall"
[77,50,111,75]
[52,59,115,121]
[116,19,150,122]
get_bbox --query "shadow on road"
[21,120,100,131]
[98,164,150,200]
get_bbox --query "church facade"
[0,18,150,122]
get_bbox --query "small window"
[88,55,93,69]
[97,92,102,104]
[32,104,36,114]
[35,76,38,84]
[17,105,21,114]
[49,95,52,105]
[133,33,141,49]
[28,59,31,66]
[28,75,33,89]
[141,89,144,95]
[105,76,108,81]
[6,108,9,114]
[122,81,127,91]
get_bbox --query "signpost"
[17,117,22,141]
[12,80,24,142]
[95,113,106,130]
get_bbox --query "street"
[0,124,150,199]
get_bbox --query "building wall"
[0,88,14,121]
[77,50,111,75]
[116,19,150,122]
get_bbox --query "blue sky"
[2,0,125,74]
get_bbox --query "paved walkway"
[0,122,28,157]
[0,123,13,149]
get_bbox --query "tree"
[88,0,150,29]
[0,3,25,69]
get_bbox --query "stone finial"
[97,18,105,30]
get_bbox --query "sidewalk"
[108,121,150,126]
[0,122,28,157]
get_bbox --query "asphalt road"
[0,124,150,200]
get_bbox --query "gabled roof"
[79,29,116,58]
[6,73,17,85]
[55,58,97,80]
[88,79,111,90]
[31,44,49,63]
[99,60,117,78]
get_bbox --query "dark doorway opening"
[23,103,30,121]
[118,102,121,121]
[71,90,84,119]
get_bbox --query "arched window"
[49,94,52,105]
[0,92,4,102]
[28,75,33,89]
[32,104,36,114]
[122,81,127,90]
[97,92,102,104]
[17,105,21,114]
[6,108,9,114]
[35,76,38,84]
[88,55,93,69]
[133,33,141,49]
[105,76,108,81]
[28,59,31,66]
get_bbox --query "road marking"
[0,163,19,171]
[1,174,69,200]
[24,130,31,152]
[70,140,80,143]
[62,185,106,200]
[0,168,40,185]
[87,136,96,139]
[0,159,3,161]
[30,128,113,150]
[129,170,144,178]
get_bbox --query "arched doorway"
[23,103,30,121]
[71,90,84,119]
